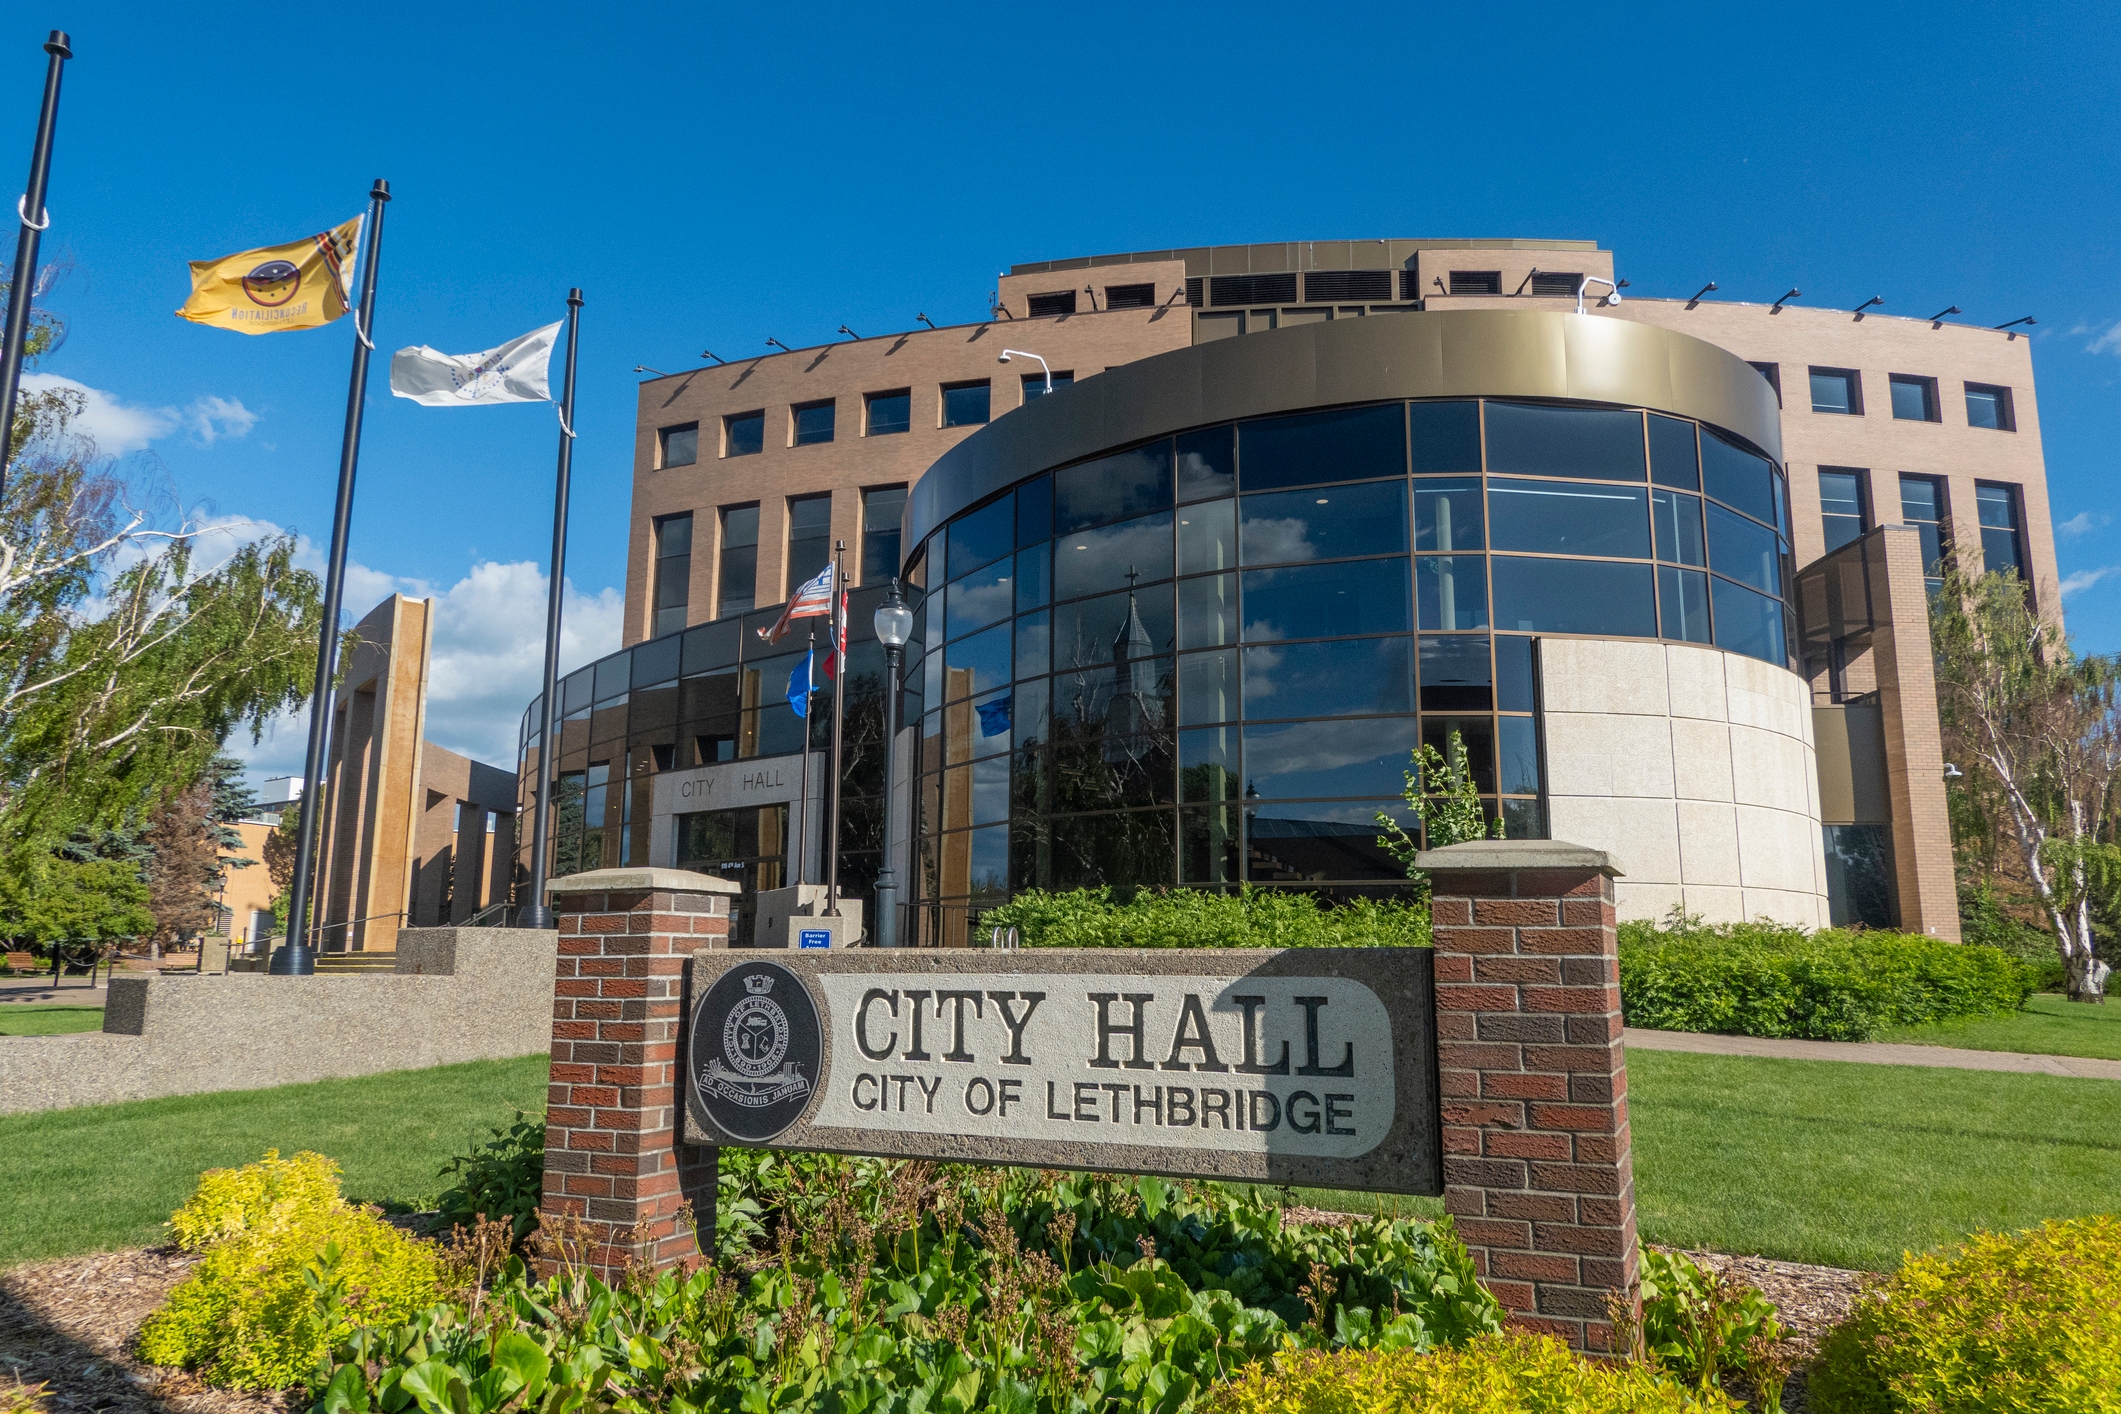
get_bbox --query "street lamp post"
[871,581,914,947]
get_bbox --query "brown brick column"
[541,867,738,1278]
[1415,839,1636,1352]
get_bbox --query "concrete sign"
[682,948,1440,1195]
[648,751,825,870]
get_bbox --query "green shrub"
[136,1150,446,1391]
[1632,1247,1784,1408]
[435,1109,544,1245]
[1810,1215,2121,1414]
[1202,1333,1738,1414]
[1617,918,2034,1041]
[983,886,1430,950]
[1959,883,2072,992]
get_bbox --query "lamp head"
[997,352,1011,364]
[873,580,914,649]
[1603,290,1623,306]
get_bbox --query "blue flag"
[975,696,1012,737]
[787,651,814,717]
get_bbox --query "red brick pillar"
[541,867,738,1278]
[1416,839,1637,1353]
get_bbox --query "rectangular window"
[718,505,759,617]
[1529,270,1582,297]
[1898,474,1948,587]
[792,400,835,446]
[1106,282,1156,310]
[861,486,907,585]
[786,494,833,597]
[1975,482,2027,580]
[1965,383,2016,431]
[942,381,991,428]
[1021,371,1074,402]
[1748,362,1783,407]
[724,410,764,456]
[1809,367,1862,415]
[1889,375,1939,422]
[866,389,912,436]
[659,423,698,468]
[1819,469,1869,553]
[652,513,692,638]
[1027,290,1077,318]
[1448,270,1502,295]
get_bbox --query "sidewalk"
[0,976,109,1005]
[1626,1027,2121,1081]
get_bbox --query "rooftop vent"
[1105,282,1155,310]
[1449,270,1502,296]
[1303,270,1393,303]
[1530,270,1582,298]
[1399,270,1423,301]
[1185,277,1203,307]
[1209,272,1299,307]
[1027,290,1077,318]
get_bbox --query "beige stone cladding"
[625,308,1192,645]
[1538,638,1828,928]
[1599,300,2056,619]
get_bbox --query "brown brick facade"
[540,868,737,1278]
[1417,839,1637,1352]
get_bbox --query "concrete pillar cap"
[545,867,742,896]
[1414,839,1622,876]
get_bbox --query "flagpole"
[0,31,70,487]
[825,543,848,917]
[272,178,390,977]
[520,288,584,931]
[797,627,814,886]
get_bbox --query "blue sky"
[11,1,2118,777]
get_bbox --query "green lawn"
[0,1054,549,1265]
[1876,991,2121,1060]
[0,1004,104,1036]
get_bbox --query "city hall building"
[519,239,2056,948]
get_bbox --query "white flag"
[388,321,561,406]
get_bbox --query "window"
[1021,371,1074,402]
[1239,404,1405,491]
[793,400,835,446]
[718,505,759,617]
[1809,368,1862,415]
[1899,475,1948,587]
[1408,401,1481,474]
[724,410,764,456]
[1747,362,1782,407]
[1208,273,1297,307]
[1027,290,1077,318]
[942,381,990,428]
[1303,270,1394,302]
[786,494,833,597]
[866,389,911,436]
[1819,469,1869,553]
[652,513,692,638]
[861,486,907,585]
[1889,375,1938,422]
[1056,443,1173,533]
[1528,270,1581,297]
[659,423,698,468]
[1648,414,1700,490]
[1484,403,1646,480]
[1448,270,1501,295]
[1975,483,2027,580]
[1488,479,1651,558]
[1965,383,2015,431]
[1106,282,1156,310]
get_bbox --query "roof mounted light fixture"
[765,337,794,355]
[1993,316,2036,340]
[1852,295,1884,320]
[1575,275,1622,314]
[915,313,938,330]
[836,324,861,341]
[633,364,669,377]
[1770,288,1801,313]
[1083,284,1101,311]
[700,350,726,365]
[1512,267,1539,296]
[1686,281,1718,310]
[1929,305,1961,329]
[998,348,1051,394]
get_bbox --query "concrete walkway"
[1626,1027,2121,1081]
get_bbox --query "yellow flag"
[175,215,363,334]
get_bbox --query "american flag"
[757,563,836,645]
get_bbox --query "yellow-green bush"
[1810,1215,2121,1414]
[1205,1333,1738,1414]
[136,1150,447,1391]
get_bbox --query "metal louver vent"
[1303,270,1393,303]
[1185,277,1204,307]
[1449,270,1502,295]
[1400,270,1422,301]
[1530,270,1582,298]
[1209,272,1299,307]
[1105,282,1155,310]
[1027,290,1077,318]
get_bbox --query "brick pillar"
[541,866,738,1278]
[1415,839,1637,1352]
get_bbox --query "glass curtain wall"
[904,398,1793,947]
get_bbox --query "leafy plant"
[982,886,1430,950]
[435,1110,545,1246]
[1375,729,1502,880]
[1810,1215,2121,1414]
[1620,1247,1785,1410]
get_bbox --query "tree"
[1932,562,2117,1002]
[142,781,222,954]
[0,855,152,957]
[1376,728,1503,881]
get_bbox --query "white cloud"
[18,373,258,452]
[2088,322,2121,357]
[2060,565,2121,601]
[2058,511,2110,538]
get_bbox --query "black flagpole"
[0,31,70,485]
[825,543,847,916]
[272,179,390,976]
[520,288,583,930]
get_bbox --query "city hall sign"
[683,949,1440,1195]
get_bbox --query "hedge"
[981,886,1431,949]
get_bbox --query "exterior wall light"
[1576,276,1624,314]
[1852,296,1884,320]
[1929,306,1961,330]
[998,349,1052,394]
[1771,289,1802,313]
[1686,281,1718,310]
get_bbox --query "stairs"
[315,951,397,974]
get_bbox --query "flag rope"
[15,196,48,231]
[352,312,374,350]
[557,406,575,438]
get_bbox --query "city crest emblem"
[689,960,822,1142]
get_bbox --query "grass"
[1290,1048,2121,1272]
[0,1053,549,1266]
[0,1005,103,1036]
[1875,991,2121,1060]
